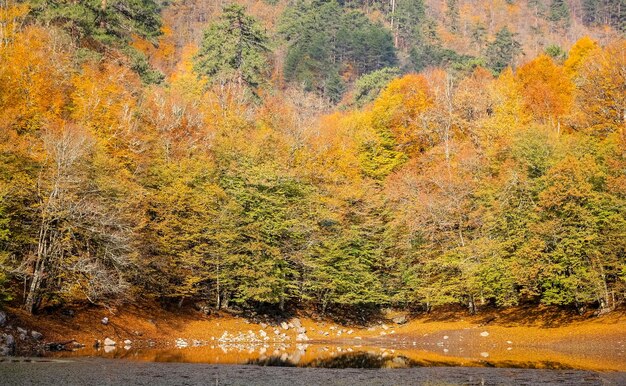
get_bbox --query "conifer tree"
[549,0,571,30]
[194,4,270,92]
[485,27,523,74]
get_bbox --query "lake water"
[0,338,623,385]
[45,338,626,372]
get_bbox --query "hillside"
[0,0,624,321]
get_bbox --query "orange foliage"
[515,55,574,130]
[0,26,72,132]
[371,74,433,153]
[564,36,599,76]
[575,40,626,136]
[70,63,141,138]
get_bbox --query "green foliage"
[27,0,161,45]
[280,0,396,102]
[549,0,571,30]
[394,0,426,45]
[411,44,477,73]
[581,0,624,30]
[359,130,407,180]
[194,4,270,92]
[140,159,230,300]
[545,44,567,62]
[353,67,400,107]
[26,0,163,85]
[125,47,165,84]
[485,27,523,74]
[303,192,389,312]
[219,169,311,306]
[446,0,460,34]
[0,196,11,303]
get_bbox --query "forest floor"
[1,304,625,371]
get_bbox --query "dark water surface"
[1,357,626,385]
[2,339,624,385]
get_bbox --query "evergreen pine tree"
[485,27,523,74]
[194,4,270,92]
[549,0,571,30]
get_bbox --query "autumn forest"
[0,0,624,318]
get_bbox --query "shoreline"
[1,305,625,371]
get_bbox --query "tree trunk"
[468,295,476,314]
[100,0,107,29]
[25,218,52,313]
[24,263,43,314]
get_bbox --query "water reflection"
[47,340,626,372]
[250,352,418,368]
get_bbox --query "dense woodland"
[0,0,624,316]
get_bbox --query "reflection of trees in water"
[250,351,574,370]
[309,352,413,368]
[248,356,298,367]
[153,351,187,363]
[55,346,575,371]
[249,352,423,369]
[480,360,575,370]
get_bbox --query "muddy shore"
[1,357,625,386]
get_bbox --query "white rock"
[480,352,489,357]
[443,335,449,340]
[480,331,489,337]
[104,338,116,346]
[124,339,132,346]
[259,330,267,337]
[296,333,309,342]
[5,334,15,347]
[104,345,115,353]
[101,317,109,325]
[280,322,289,330]
[347,330,353,335]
